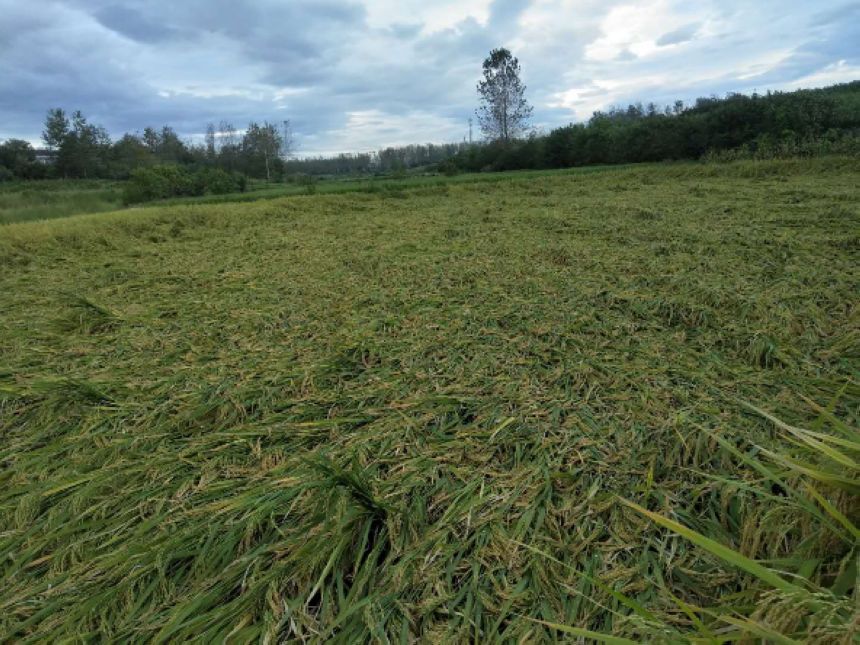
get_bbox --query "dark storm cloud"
[191,0,364,60]
[0,0,857,154]
[387,23,422,39]
[810,2,860,27]
[487,0,531,28]
[94,4,181,43]
[656,23,700,46]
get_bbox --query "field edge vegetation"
[0,157,857,642]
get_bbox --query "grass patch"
[0,157,857,641]
[0,179,123,224]
[1,162,635,224]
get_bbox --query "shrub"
[123,165,242,204]
[123,166,196,204]
[436,159,459,176]
[293,173,318,194]
[701,130,860,163]
[196,168,242,195]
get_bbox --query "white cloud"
[779,59,860,89]
[363,0,494,32]
[300,109,466,156]
[584,1,709,62]
[0,0,856,152]
[548,74,672,118]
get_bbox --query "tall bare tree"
[281,120,294,160]
[218,121,239,171]
[475,48,533,142]
[204,123,216,160]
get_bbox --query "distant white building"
[34,149,57,164]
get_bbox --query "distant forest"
[0,81,857,184]
[455,81,860,172]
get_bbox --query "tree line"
[0,112,294,183]
[282,143,472,176]
[0,67,857,185]
[39,111,292,181]
[0,112,471,182]
[451,78,860,172]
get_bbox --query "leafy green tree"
[0,139,46,179]
[111,134,153,177]
[157,126,188,163]
[142,127,160,153]
[0,139,36,170]
[476,48,533,142]
[54,111,112,178]
[139,126,190,163]
[242,121,290,181]
[42,108,69,151]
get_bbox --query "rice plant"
[621,398,857,642]
[0,157,857,641]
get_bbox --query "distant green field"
[0,164,634,225]
[1,157,857,642]
[0,179,124,224]
[162,164,636,207]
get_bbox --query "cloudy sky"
[1,0,857,156]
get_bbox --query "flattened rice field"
[1,158,858,642]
